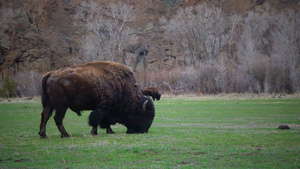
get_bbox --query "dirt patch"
[0,158,13,162]
[144,149,163,153]
[247,152,261,156]
[14,158,28,163]
[179,161,190,165]
[0,158,30,163]
[191,152,206,155]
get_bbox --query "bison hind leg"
[54,108,70,138]
[39,103,54,139]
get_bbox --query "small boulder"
[278,125,290,130]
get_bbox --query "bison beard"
[38,61,155,139]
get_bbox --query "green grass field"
[0,95,299,168]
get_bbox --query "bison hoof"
[90,131,98,135]
[61,133,70,138]
[107,131,115,134]
[91,133,98,136]
[106,129,115,134]
[90,128,98,135]
[41,135,47,139]
[38,132,47,139]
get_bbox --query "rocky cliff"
[0,0,298,76]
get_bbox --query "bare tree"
[237,8,270,65]
[163,4,230,66]
[73,1,137,64]
[270,9,300,93]
[237,6,271,92]
[195,4,226,60]
[0,8,14,25]
[162,7,192,65]
[226,13,240,58]
[237,2,300,93]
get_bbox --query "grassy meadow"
[0,95,299,168]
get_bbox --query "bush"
[0,76,19,98]
[140,59,249,95]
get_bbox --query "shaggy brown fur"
[39,61,155,139]
[142,87,161,101]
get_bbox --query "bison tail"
[41,72,51,108]
[88,110,103,127]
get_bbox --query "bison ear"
[142,100,148,112]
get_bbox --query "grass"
[0,95,299,168]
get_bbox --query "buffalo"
[38,61,155,139]
[142,87,161,101]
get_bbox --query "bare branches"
[164,4,232,65]
[270,9,300,93]
[0,8,15,25]
[108,3,135,31]
[161,2,300,94]
[236,3,300,93]
[73,1,137,64]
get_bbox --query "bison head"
[153,93,161,101]
[125,97,155,134]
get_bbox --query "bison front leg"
[106,126,115,134]
[90,126,98,135]
[90,125,114,135]
[39,104,53,139]
[89,108,110,135]
[54,108,70,138]
[99,118,115,134]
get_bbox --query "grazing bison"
[38,61,155,139]
[142,87,161,101]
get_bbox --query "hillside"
[0,0,297,75]
[0,0,299,95]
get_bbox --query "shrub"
[140,59,249,95]
[0,76,19,98]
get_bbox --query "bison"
[142,87,161,101]
[38,61,155,139]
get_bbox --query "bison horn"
[142,100,148,112]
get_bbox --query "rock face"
[0,0,78,76]
[0,0,298,76]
